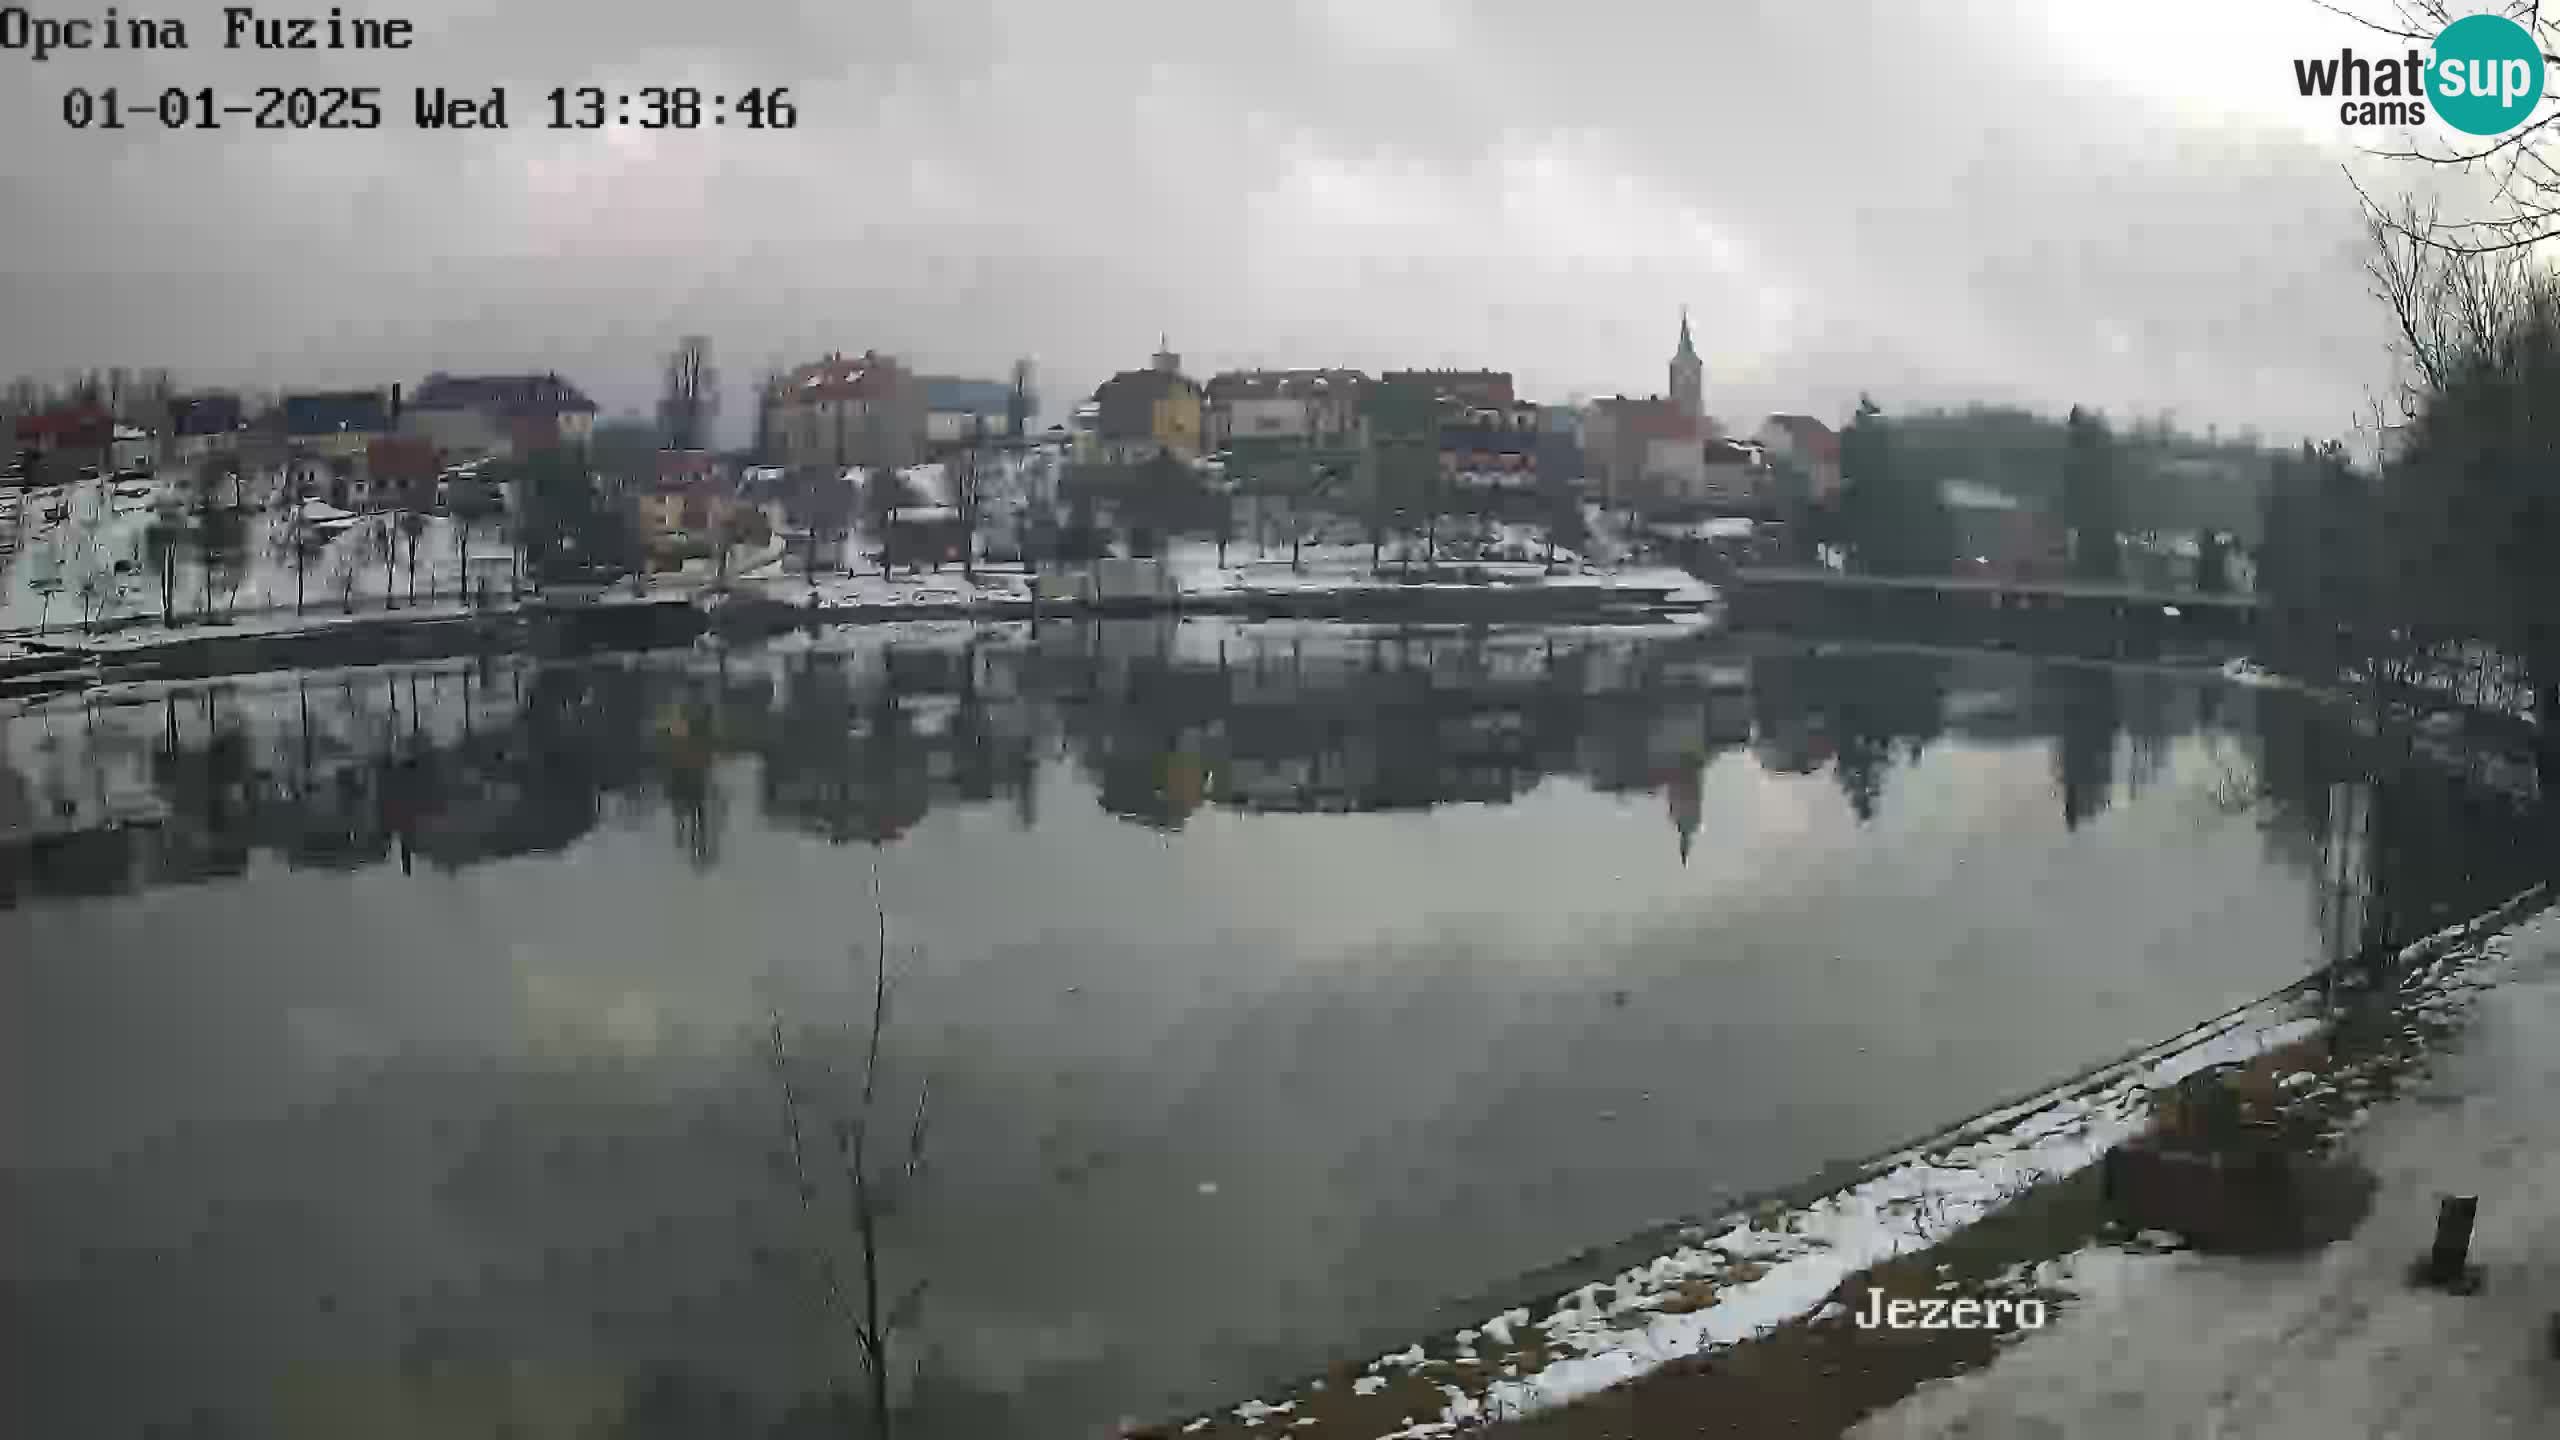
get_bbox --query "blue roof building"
[282,389,392,438]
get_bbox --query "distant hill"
[1887,405,2280,544]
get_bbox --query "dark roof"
[16,405,113,444]
[1762,414,1841,461]
[919,376,1018,415]
[169,393,246,437]
[655,449,727,489]
[282,390,392,436]
[1439,425,1537,454]
[1623,402,1703,443]
[410,372,598,417]
[1379,369,1514,406]
[1093,368,1198,440]
[367,435,441,482]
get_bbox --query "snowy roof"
[297,498,356,523]
[897,462,953,509]
[113,424,149,441]
[1939,478,2022,512]
[1648,518,1756,540]
[1204,369,1370,402]
[889,505,960,524]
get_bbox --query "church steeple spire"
[1668,305,1703,420]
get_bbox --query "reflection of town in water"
[0,619,2545,923]
[4,621,2554,1440]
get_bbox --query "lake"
[0,618,2543,1438]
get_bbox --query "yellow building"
[1089,340,1203,463]
[635,451,751,563]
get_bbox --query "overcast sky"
[0,0,2474,445]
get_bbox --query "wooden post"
[2413,1194,2483,1293]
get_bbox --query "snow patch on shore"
[1191,896,2552,1437]
[1455,1005,2327,1419]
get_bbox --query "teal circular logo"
[2432,14,2546,136]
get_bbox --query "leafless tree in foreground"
[766,875,933,1439]
[2365,194,2539,407]
[2325,0,2560,251]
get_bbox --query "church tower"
[1668,306,1703,421]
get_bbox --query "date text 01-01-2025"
[56,83,801,131]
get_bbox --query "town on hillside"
[0,316,2275,642]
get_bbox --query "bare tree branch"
[2307,0,2434,40]
[768,1009,856,1337]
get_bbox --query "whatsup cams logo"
[2293,11,2546,135]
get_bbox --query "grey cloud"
[0,0,2422,441]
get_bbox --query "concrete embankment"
[5,579,1705,692]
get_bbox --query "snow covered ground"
[739,532,1711,613]
[0,475,514,636]
[1174,894,2559,1437]
[1852,901,2560,1440]
[755,567,1035,611]
[5,472,1711,661]
[1141,538,1711,605]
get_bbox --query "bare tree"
[1,375,41,426]
[206,540,249,620]
[754,365,786,464]
[145,512,184,627]
[957,415,986,584]
[132,368,175,430]
[26,548,63,632]
[766,882,933,1440]
[188,454,245,624]
[401,509,430,604]
[660,335,720,451]
[329,544,364,613]
[355,512,397,610]
[74,551,118,634]
[284,459,313,615]
[2332,0,2560,252]
[264,504,304,616]
[2365,195,2534,407]
[1006,357,1035,439]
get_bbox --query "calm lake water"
[0,618,2544,1438]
